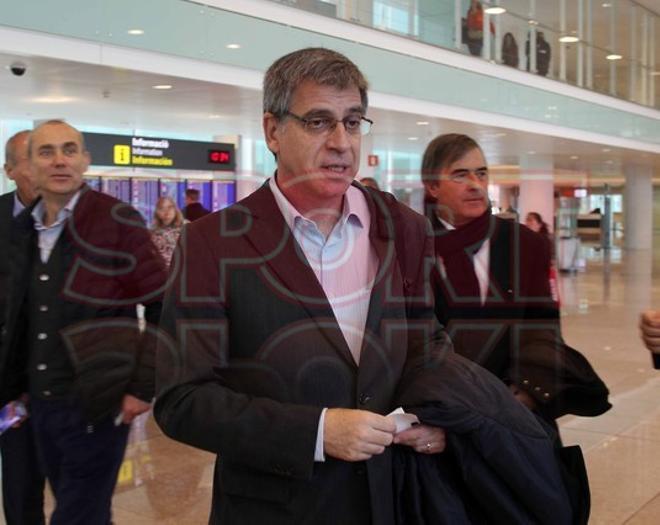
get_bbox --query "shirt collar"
[438,215,456,231]
[31,189,83,231]
[12,192,26,218]
[268,175,368,233]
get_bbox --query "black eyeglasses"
[283,111,373,136]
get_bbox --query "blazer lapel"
[487,218,511,304]
[241,183,356,369]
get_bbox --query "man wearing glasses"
[155,48,448,524]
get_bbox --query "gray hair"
[4,130,31,166]
[27,119,87,157]
[263,48,369,117]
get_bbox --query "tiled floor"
[2,241,660,524]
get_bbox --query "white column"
[577,0,584,87]
[609,0,617,96]
[494,4,502,64]
[624,164,653,250]
[559,0,567,81]
[518,154,554,231]
[586,0,593,88]
[358,133,377,182]
[483,11,491,60]
[454,0,462,50]
[630,5,638,103]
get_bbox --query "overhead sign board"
[83,132,235,171]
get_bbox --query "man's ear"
[263,113,281,156]
[424,180,441,200]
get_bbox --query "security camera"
[9,61,26,76]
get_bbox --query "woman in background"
[151,196,185,267]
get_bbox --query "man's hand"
[509,384,537,410]
[120,394,151,424]
[640,310,660,354]
[393,424,446,454]
[324,408,396,462]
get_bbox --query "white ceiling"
[0,51,657,187]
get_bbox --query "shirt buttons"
[43,390,51,397]
[39,274,50,282]
[39,305,49,312]
[543,393,550,399]
[36,363,47,371]
[522,379,530,385]
[37,333,48,341]
[534,386,541,392]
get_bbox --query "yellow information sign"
[113,144,131,165]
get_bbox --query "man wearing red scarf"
[421,134,609,425]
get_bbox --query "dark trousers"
[0,418,46,525]
[29,398,129,525]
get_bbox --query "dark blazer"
[0,186,168,422]
[0,192,15,328]
[433,216,609,419]
[154,183,449,525]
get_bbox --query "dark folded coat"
[393,351,585,525]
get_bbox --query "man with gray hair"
[155,48,447,524]
[1,130,45,524]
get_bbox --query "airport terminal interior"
[0,0,659,523]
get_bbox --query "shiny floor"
[2,240,660,524]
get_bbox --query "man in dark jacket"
[154,47,447,525]
[0,130,46,525]
[182,188,210,221]
[421,133,609,424]
[0,120,168,524]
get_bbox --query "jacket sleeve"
[153,222,321,480]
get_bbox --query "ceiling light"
[494,132,507,138]
[528,19,539,26]
[127,29,144,35]
[602,148,611,152]
[226,44,241,49]
[408,137,419,141]
[152,84,172,90]
[484,7,506,15]
[605,160,614,164]
[32,96,75,103]
[416,121,429,126]
[602,2,612,7]
[527,150,536,155]
[570,155,579,160]
[559,36,579,43]
[208,114,221,119]
[606,54,622,60]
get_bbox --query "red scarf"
[429,208,494,303]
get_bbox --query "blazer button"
[39,274,50,282]
[358,393,372,405]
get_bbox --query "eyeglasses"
[446,168,489,184]
[284,111,373,136]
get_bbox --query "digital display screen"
[208,150,232,165]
